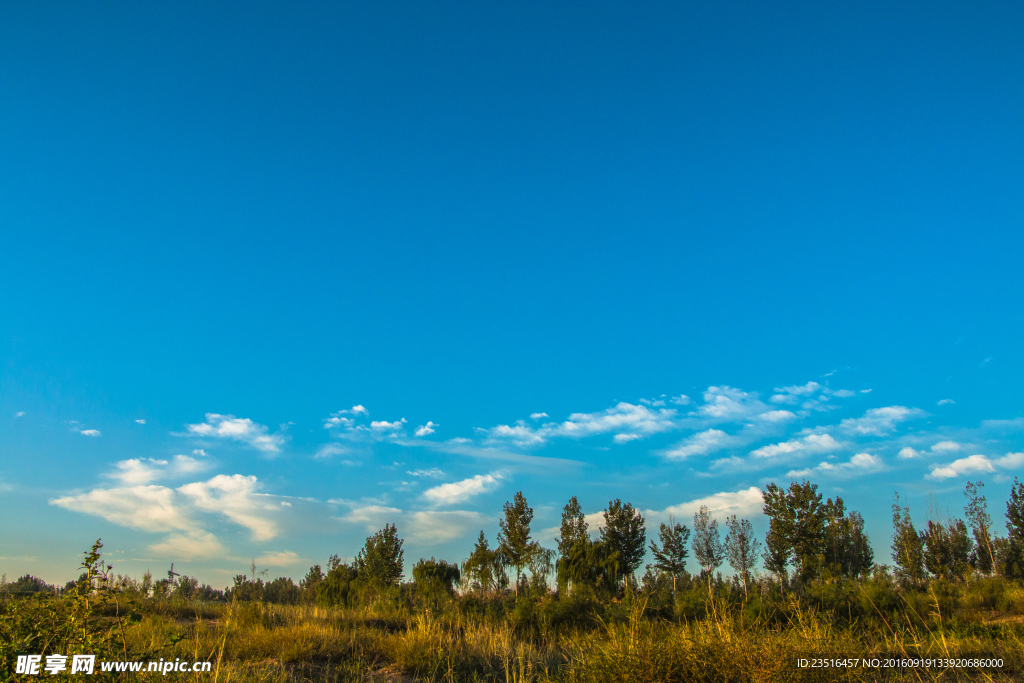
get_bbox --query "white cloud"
[787,452,884,479]
[171,455,208,477]
[928,455,997,480]
[928,452,1024,480]
[178,475,279,541]
[371,419,407,431]
[407,468,445,479]
[135,419,146,424]
[422,472,503,506]
[756,410,797,423]
[185,414,285,454]
[109,458,168,485]
[406,511,491,543]
[839,406,925,436]
[671,395,691,405]
[529,412,548,420]
[898,447,920,459]
[254,551,302,567]
[663,429,731,460]
[613,433,643,444]
[486,422,546,446]
[52,485,194,533]
[336,503,403,532]
[15,412,25,417]
[148,531,224,560]
[315,443,347,459]
[937,399,955,406]
[549,402,677,440]
[193,449,207,456]
[931,441,962,454]
[415,421,437,437]
[485,401,677,447]
[80,429,101,437]
[770,382,822,403]
[693,386,765,421]
[651,487,764,523]
[749,433,841,459]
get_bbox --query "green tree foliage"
[600,499,647,581]
[724,515,761,598]
[0,575,57,595]
[462,531,507,595]
[648,520,690,597]
[412,558,461,607]
[558,496,589,556]
[556,538,620,596]
[498,491,536,593]
[300,564,325,603]
[964,481,996,575]
[1001,477,1024,578]
[356,523,405,587]
[317,563,360,608]
[920,518,972,581]
[823,500,874,579]
[264,577,301,604]
[692,505,724,588]
[762,481,827,583]
[892,493,925,582]
[762,522,790,584]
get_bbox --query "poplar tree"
[724,514,760,598]
[558,496,589,556]
[498,491,536,593]
[601,499,647,581]
[692,505,724,589]
[891,493,924,582]
[648,519,690,598]
[964,481,996,575]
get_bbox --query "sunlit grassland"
[109,586,1024,683]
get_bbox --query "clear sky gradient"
[1,1,1022,586]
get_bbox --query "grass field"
[5,572,1024,682]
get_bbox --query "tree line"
[12,477,1024,606]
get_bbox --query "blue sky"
[1,1,1022,586]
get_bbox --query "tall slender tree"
[498,491,535,594]
[891,493,924,582]
[964,481,996,575]
[558,496,589,556]
[692,505,724,589]
[648,519,690,598]
[724,515,760,598]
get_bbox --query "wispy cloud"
[749,433,841,460]
[786,452,884,479]
[407,468,445,479]
[485,401,678,446]
[415,421,437,437]
[839,406,925,436]
[927,452,1024,480]
[254,550,302,566]
[938,399,955,406]
[185,414,285,454]
[649,487,764,524]
[178,474,281,541]
[135,419,146,425]
[529,412,548,420]
[80,429,101,437]
[148,531,224,560]
[52,485,195,533]
[662,429,731,460]
[422,472,503,506]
